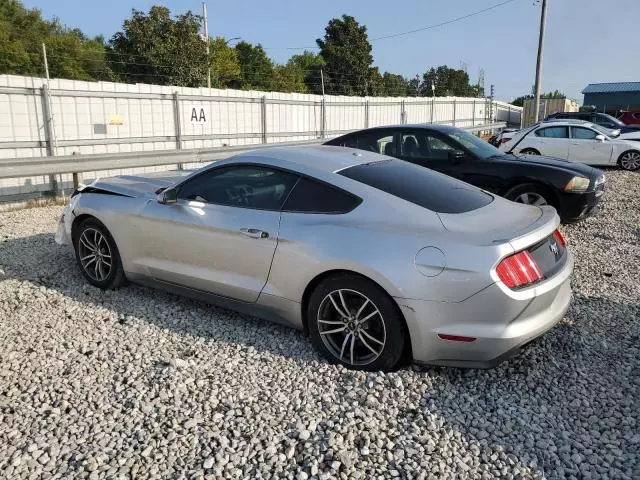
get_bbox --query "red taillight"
[553,229,566,247]
[496,250,543,289]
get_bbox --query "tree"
[0,0,112,81]
[287,51,325,94]
[316,15,373,96]
[511,90,565,106]
[209,37,241,88]
[421,65,480,97]
[272,62,307,93]
[108,6,207,87]
[234,41,273,91]
[407,75,422,96]
[382,72,408,97]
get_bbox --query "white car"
[499,119,640,171]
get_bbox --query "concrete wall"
[0,74,521,199]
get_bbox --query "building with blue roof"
[582,82,640,112]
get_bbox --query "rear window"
[282,177,361,214]
[339,159,493,214]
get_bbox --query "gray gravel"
[1,170,638,479]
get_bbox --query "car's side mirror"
[449,150,466,161]
[158,187,178,204]
[595,134,606,142]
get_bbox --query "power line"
[371,0,519,41]
[261,0,520,50]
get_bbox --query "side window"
[571,127,599,140]
[535,126,568,138]
[282,177,361,214]
[177,166,298,210]
[401,131,454,161]
[356,132,395,155]
[331,135,359,149]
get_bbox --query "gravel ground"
[0,170,638,480]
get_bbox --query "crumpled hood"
[86,171,193,198]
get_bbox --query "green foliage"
[0,4,509,101]
[108,6,207,87]
[234,41,273,91]
[209,37,241,88]
[0,0,112,80]
[287,51,325,94]
[316,15,373,96]
[382,72,409,97]
[421,65,482,97]
[511,90,566,106]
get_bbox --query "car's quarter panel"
[130,199,281,302]
[264,195,510,306]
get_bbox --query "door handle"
[240,228,269,239]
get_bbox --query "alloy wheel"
[620,151,640,170]
[514,192,548,206]
[78,228,112,282]
[317,289,386,367]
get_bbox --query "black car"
[545,112,640,134]
[325,124,606,223]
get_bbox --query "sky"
[20,0,640,102]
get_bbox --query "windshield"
[600,113,625,127]
[591,123,619,138]
[445,129,505,159]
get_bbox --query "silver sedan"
[55,145,573,370]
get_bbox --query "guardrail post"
[364,99,369,128]
[452,99,457,127]
[430,97,435,124]
[173,91,184,170]
[472,99,476,127]
[261,96,267,144]
[320,98,326,139]
[41,84,61,194]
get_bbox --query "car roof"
[353,123,460,133]
[227,144,382,174]
[539,119,599,127]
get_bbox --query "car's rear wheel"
[618,150,640,171]
[307,274,406,371]
[520,148,540,155]
[504,183,554,208]
[74,218,126,289]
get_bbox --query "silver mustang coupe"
[55,145,573,371]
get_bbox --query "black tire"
[504,183,557,209]
[520,148,540,155]
[73,218,127,289]
[307,273,406,371]
[617,150,640,171]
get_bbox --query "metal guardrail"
[0,123,506,181]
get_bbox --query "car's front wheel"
[618,150,640,171]
[504,183,555,208]
[520,148,540,155]
[73,218,126,289]
[307,273,406,371]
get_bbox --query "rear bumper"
[558,188,604,223]
[398,250,574,368]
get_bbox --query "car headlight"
[564,176,590,193]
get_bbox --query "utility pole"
[202,2,210,88]
[320,69,325,97]
[533,0,548,122]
